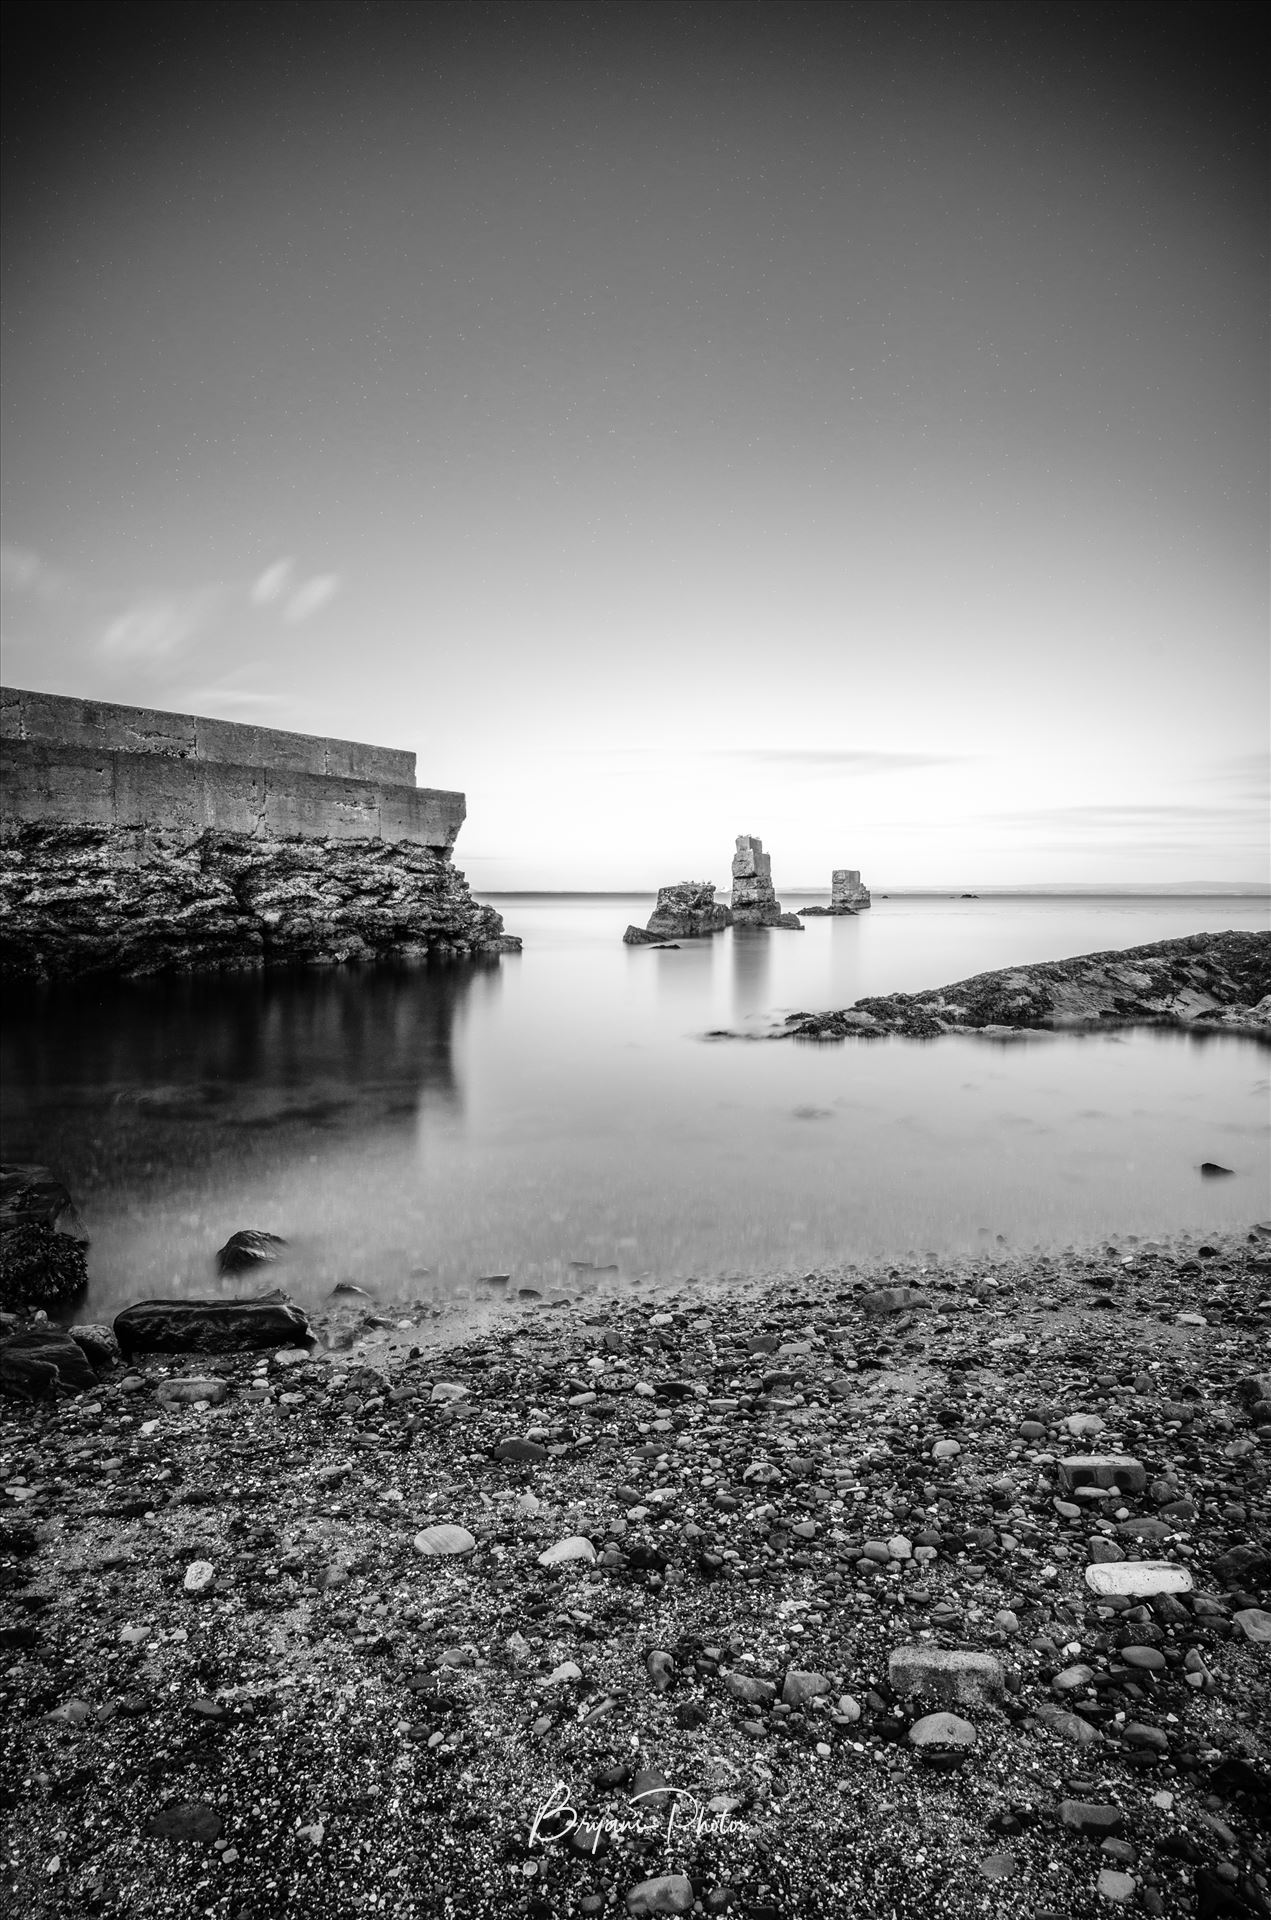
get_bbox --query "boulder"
[0,1326,99,1397]
[114,1289,312,1356]
[623,925,662,945]
[215,1229,286,1276]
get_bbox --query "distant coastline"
[481,885,1271,899]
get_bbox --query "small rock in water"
[215,1229,286,1275]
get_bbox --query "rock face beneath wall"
[832,868,872,911]
[731,835,783,926]
[0,825,519,983]
[624,881,731,944]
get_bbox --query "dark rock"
[68,1323,120,1368]
[0,1327,98,1397]
[0,1222,88,1311]
[0,1165,90,1309]
[0,1164,88,1239]
[143,1800,223,1843]
[1199,1163,1235,1177]
[623,925,663,946]
[492,1437,549,1464]
[114,1288,312,1356]
[215,1229,286,1275]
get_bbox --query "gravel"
[2,1223,1270,1918]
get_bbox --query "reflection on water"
[731,927,772,1013]
[1,895,1267,1325]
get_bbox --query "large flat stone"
[114,1290,311,1356]
[1084,1561,1193,1597]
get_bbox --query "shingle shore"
[2,1228,1269,1920]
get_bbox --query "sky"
[2,0,1267,890]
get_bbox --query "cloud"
[101,589,221,659]
[705,749,969,774]
[283,574,340,622]
[565,747,967,774]
[1,544,74,600]
[250,558,295,606]
[251,559,340,622]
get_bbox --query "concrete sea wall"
[0,687,517,979]
[0,687,463,850]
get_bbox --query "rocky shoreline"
[782,932,1271,1041]
[0,824,520,983]
[2,1228,1269,1918]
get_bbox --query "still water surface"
[3,893,1268,1320]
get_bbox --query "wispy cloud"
[250,558,295,606]
[180,687,291,712]
[251,557,341,623]
[283,574,340,622]
[101,588,221,659]
[1,543,74,600]
[565,747,967,773]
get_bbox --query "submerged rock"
[114,1289,312,1356]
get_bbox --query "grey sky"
[2,0,1266,886]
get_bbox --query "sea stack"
[731,835,783,926]
[832,868,872,911]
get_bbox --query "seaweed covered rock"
[0,1165,89,1310]
[786,931,1271,1038]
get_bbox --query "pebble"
[1084,1561,1193,1597]
[625,1874,694,1915]
[182,1560,215,1593]
[412,1525,477,1557]
[537,1535,597,1566]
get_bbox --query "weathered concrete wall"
[0,687,415,784]
[0,689,464,851]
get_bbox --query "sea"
[3,891,1268,1327]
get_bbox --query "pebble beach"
[2,1227,1269,1920]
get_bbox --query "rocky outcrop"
[833,868,871,911]
[800,868,872,915]
[0,1165,89,1311]
[784,931,1271,1039]
[730,836,783,926]
[216,1230,286,1276]
[0,824,519,982]
[624,881,731,944]
[114,1289,312,1356]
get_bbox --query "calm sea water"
[3,893,1268,1321]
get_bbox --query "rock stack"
[832,868,871,911]
[730,835,802,928]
